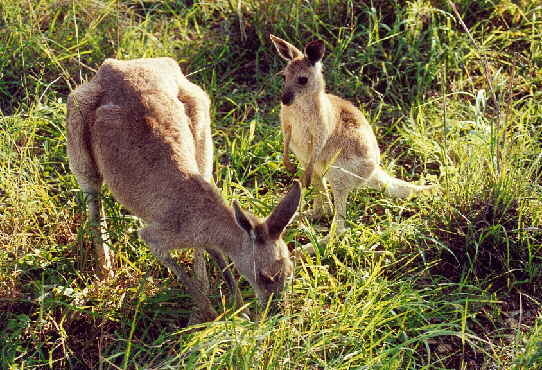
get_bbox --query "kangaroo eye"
[297,76,308,85]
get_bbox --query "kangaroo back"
[87,59,216,224]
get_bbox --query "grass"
[1,0,541,368]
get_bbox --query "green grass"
[1,0,541,368]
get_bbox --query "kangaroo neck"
[291,90,327,111]
[203,205,247,257]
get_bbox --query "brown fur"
[270,35,435,239]
[66,57,301,320]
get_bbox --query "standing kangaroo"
[66,57,301,321]
[270,35,434,236]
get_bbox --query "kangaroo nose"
[281,91,294,106]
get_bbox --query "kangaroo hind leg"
[67,83,113,277]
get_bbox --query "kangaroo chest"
[282,99,333,165]
[289,116,313,163]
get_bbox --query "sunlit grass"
[1,0,541,368]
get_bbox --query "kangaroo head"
[270,34,326,106]
[230,180,301,306]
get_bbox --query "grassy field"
[1,0,541,368]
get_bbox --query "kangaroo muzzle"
[281,90,295,106]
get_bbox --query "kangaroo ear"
[266,180,302,239]
[233,200,254,236]
[270,34,303,61]
[305,40,325,65]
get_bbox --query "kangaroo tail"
[367,167,436,198]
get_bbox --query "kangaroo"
[270,35,434,238]
[66,57,301,321]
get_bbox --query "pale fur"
[66,57,301,320]
[270,35,435,238]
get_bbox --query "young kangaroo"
[270,35,434,236]
[66,57,301,321]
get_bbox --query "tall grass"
[1,0,541,368]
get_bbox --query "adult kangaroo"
[67,57,301,321]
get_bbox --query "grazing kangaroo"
[270,35,435,237]
[66,57,301,321]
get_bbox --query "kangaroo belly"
[289,139,310,164]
